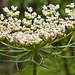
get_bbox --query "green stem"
[33,51,37,75]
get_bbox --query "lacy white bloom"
[0,3,74,47]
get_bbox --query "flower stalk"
[33,51,37,75]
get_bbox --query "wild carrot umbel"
[0,3,75,75]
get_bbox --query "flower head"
[0,3,74,49]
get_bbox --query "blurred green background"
[0,0,75,75]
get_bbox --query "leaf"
[1,41,22,49]
[39,49,56,58]
[14,51,33,75]
[0,59,30,63]
[35,52,44,68]
[14,66,32,75]
[40,50,50,57]
[1,41,32,51]
[6,50,25,53]
[15,52,28,71]
[57,55,75,58]
[0,49,9,52]
[40,65,50,69]
[0,53,17,58]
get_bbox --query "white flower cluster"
[0,6,21,41]
[6,32,42,45]
[42,4,59,16]
[3,6,20,17]
[0,3,74,47]
[65,3,75,30]
[25,7,37,20]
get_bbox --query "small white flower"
[65,17,69,20]
[13,11,20,17]
[55,12,60,17]
[0,14,5,20]
[42,10,49,16]
[55,4,60,10]
[65,8,70,13]
[37,15,41,19]
[42,5,47,10]
[8,17,13,21]
[32,12,37,17]
[27,7,33,12]
[11,6,17,11]
[47,4,55,9]
[3,7,10,13]
[67,3,75,8]
[7,10,13,17]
